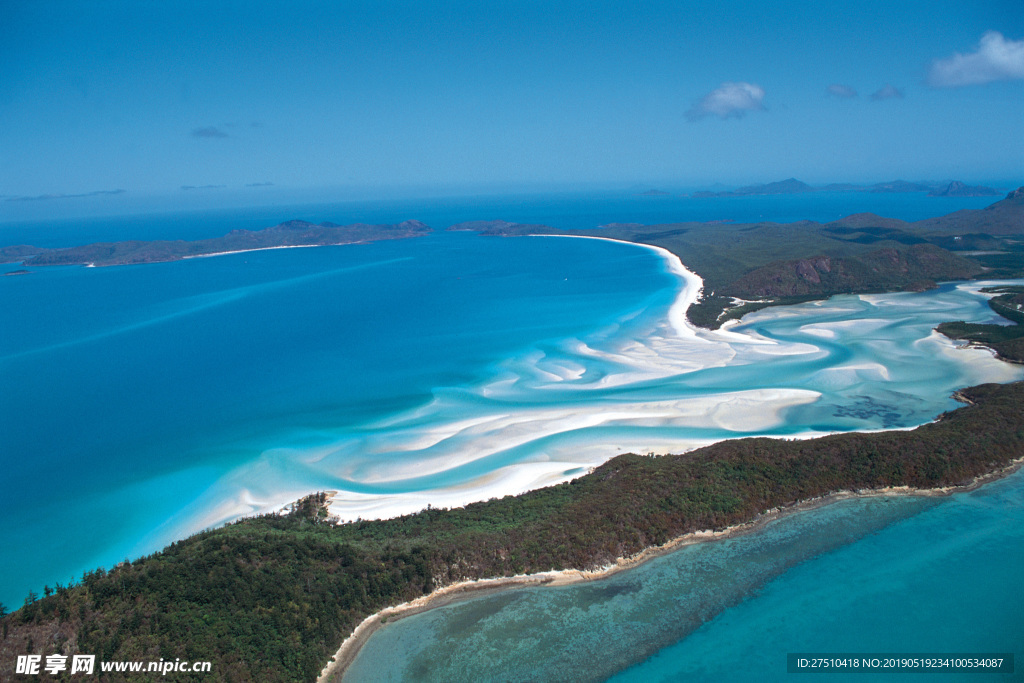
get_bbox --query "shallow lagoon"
[344,468,1024,682]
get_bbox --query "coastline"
[319,232,883,526]
[319,234,732,525]
[56,243,345,268]
[531,234,705,339]
[318,454,1024,683]
[3,191,1021,682]
[7,230,1021,679]
[318,234,1020,526]
[180,243,338,260]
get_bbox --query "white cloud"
[928,31,1024,87]
[870,84,904,101]
[687,82,766,121]
[827,84,857,98]
[192,126,229,138]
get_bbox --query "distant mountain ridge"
[690,177,812,197]
[690,178,1000,198]
[928,181,1000,197]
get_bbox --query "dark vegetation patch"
[937,287,1024,362]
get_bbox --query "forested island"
[2,190,1023,681]
[452,187,1024,328]
[0,220,431,267]
[687,177,999,198]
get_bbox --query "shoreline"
[180,243,341,260]
[531,234,705,339]
[70,243,343,268]
[317,454,1024,682]
[318,235,731,525]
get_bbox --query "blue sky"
[1,0,1021,217]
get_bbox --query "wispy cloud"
[191,126,229,138]
[827,83,857,98]
[687,82,766,121]
[928,31,1024,87]
[180,184,226,191]
[870,84,904,101]
[6,189,126,202]
[245,182,275,187]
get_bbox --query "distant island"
[5,190,1021,335]
[0,219,432,268]
[690,177,999,198]
[928,180,1001,197]
[691,177,817,197]
[451,187,1024,330]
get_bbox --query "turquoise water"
[0,192,1019,618]
[344,468,1024,682]
[611,468,1024,683]
[0,232,675,605]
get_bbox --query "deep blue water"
[1,191,1020,675]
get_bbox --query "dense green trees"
[936,287,1024,362]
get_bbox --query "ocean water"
[0,189,998,248]
[0,191,1018,617]
[344,468,1024,682]
[0,232,675,605]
